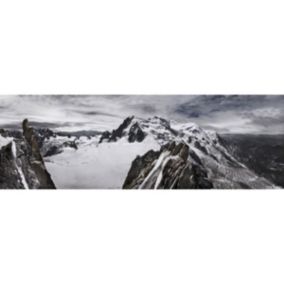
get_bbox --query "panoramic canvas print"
[0,95,283,189]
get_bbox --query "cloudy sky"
[0,95,283,134]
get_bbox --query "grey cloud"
[175,95,284,118]
[0,95,283,134]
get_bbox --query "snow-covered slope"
[123,141,213,189]
[0,120,56,189]
[0,116,276,189]
[44,116,276,189]
[45,136,159,189]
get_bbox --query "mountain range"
[0,116,283,189]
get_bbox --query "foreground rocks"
[0,119,56,189]
[123,141,213,189]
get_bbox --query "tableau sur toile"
[0,95,283,189]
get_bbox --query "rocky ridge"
[123,141,213,189]
[0,119,56,189]
[100,116,275,189]
[0,115,279,189]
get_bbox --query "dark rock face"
[99,115,185,145]
[0,128,23,139]
[220,134,284,188]
[43,145,63,157]
[0,140,41,189]
[123,141,213,189]
[0,142,28,189]
[194,141,208,154]
[99,116,136,143]
[0,119,56,189]
[128,123,145,142]
[21,123,81,157]
[99,131,111,143]
[33,127,56,148]
[43,140,78,157]
[22,119,56,189]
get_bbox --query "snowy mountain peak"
[98,115,221,150]
[1,116,279,189]
[99,115,179,144]
[97,115,275,189]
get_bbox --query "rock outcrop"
[0,119,56,189]
[123,141,213,189]
[0,141,32,189]
[22,119,56,189]
[99,116,136,143]
[99,116,180,144]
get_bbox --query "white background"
[0,0,284,283]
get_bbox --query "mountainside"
[101,116,275,189]
[45,133,158,189]
[123,141,213,189]
[0,116,281,189]
[0,119,56,189]
[220,134,284,188]
[99,116,177,144]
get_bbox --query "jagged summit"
[123,141,213,189]
[99,116,275,189]
[98,115,225,158]
[1,116,280,189]
[0,119,56,189]
[99,115,183,144]
[115,116,146,142]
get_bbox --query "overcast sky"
[0,95,283,134]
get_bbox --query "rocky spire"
[22,119,56,189]
[123,141,213,189]
[99,116,136,143]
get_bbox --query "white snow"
[153,155,179,189]
[139,151,170,189]
[17,166,29,190]
[0,135,13,148]
[11,140,17,157]
[172,122,198,131]
[11,141,29,189]
[44,116,276,189]
[45,136,160,189]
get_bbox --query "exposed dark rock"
[0,142,27,189]
[123,150,160,189]
[123,141,213,189]
[128,123,146,142]
[150,116,179,136]
[33,128,56,148]
[112,116,134,140]
[0,119,56,189]
[188,148,202,165]
[99,115,183,145]
[208,153,219,162]
[99,131,111,143]
[43,145,63,157]
[194,141,208,154]
[99,116,135,143]
[220,134,284,187]
[42,139,78,157]
[22,119,56,189]
[41,139,78,158]
[0,139,44,189]
[63,140,78,150]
